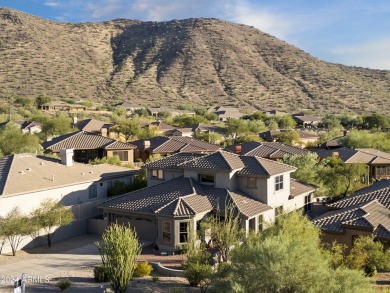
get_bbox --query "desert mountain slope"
[1,8,389,114]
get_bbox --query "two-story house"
[98,150,315,251]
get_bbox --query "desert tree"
[31,199,74,248]
[96,224,142,293]
[0,208,36,255]
[212,211,374,293]
[182,226,212,292]
[201,205,244,263]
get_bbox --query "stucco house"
[72,118,114,137]
[98,150,315,251]
[0,152,135,253]
[293,114,322,128]
[42,131,136,164]
[208,106,244,122]
[0,120,42,134]
[315,147,390,180]
[312,180,390,250]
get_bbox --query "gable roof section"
[131,136,219,154]
[74,119,113,132]
[42,131,135,151]
[0,154,134,197]
[328,180,390,209]
[144,153,205,169]
[313,200,390,239]
[237,156,295,177]
[179,150,244,171]
[0,156,14,195]
[290,179,316,197]
[226,142,308,159]
[98,176,272,218]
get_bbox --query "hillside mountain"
[1,8,390,114]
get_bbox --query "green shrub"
[56,279,71,291]
[152,275,159,282]
[133,262,153,277]
[94,265,109,282]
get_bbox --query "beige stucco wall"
[147,169,184,186]
[0,176,132,217]
[321,228,373,252]
[106,149,134,164]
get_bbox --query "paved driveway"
[0,242,102,292]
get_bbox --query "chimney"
[60,149,74,166]
[331,152,339,158]
[144,140,150,148]
[101,128,108,137]
[72,115,78,124]
[235,145,242,154]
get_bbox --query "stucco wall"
[106,149,134,164]
[266,173,292,208]
[320,228,373,252]
[147,169,184,186]
[0,176,132,217]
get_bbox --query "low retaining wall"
[150,262,185,277]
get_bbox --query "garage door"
[115,215,156,241]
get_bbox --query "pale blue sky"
[2,0,390,70]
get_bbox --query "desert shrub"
[152,275,159,282]
[133,262,153,277]
[94,265,109,282]
[57,279,71,291]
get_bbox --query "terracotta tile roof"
[146,150,295,177]
[290,179,316,197]
[313,200,390,240]
[315,147,390,164]
[179,150,244,171]
[0,154,135,197]
[328,180,390,210]
[237,156,295,176]
[99,176,272,219]
[131,136,220,154]
[225,142,308,159]
[143,153,204,169]
[42,131,135,151]
[228,190,272,217]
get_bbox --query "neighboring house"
[293,114,322,128]
[315,147,390,179]
[0,120,42,134]
[208,106,244,122]
[141,121,175,136]
[42,131,136,164]
[225,141,309,160]
[40,101,87,112]
[147,107,196,118]
[312,180,390,250]
[114,102,143,114]
[0,152,135,252]
[131,136,221,162]
[167,127,194,137]
[165,123,226,138]
[192,123,226,135]
[73,118,114,137]
[98,150,315,251]
[319,135,346,149]
[259,129,319,146]
[263,110,287,117]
